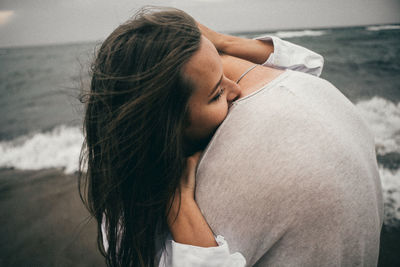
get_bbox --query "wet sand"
[0,168,399,266]
[0,168,105,267]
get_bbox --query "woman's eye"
[211,87,224,102]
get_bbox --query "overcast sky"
[0,0,399,47]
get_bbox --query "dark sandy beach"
[0,168,399,267]
[0,168,105,267]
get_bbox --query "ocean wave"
[355,97,400,155]
[0,97,399,173]
[0,108,398,226]
[379,167,400,224]
[274,30,326,38]
[0,125,83,173]
[366,25,400,31]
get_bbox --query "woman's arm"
[197,22,324,77]
[161,153,246,267]
[197,22,274,64]
[167,152,217,247]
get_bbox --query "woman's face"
[183,36,242,142]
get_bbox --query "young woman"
[79,7,323,267]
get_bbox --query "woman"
[79,6,323,267]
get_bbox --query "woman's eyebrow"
[208,74,223,97]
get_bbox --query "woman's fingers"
[196,21,225,51]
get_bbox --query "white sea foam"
[0,98,399,169]
[274,30,326,38]
[355,97,400,155]
[379,167,400,223]
[366,25,400,31]
[0,125,83,173]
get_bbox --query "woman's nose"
[226,80,241,103]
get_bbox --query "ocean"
[0,24,399,228]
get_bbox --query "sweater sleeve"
[255,35,324,76]
[158,235,246,267]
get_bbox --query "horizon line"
[1,22,399,50]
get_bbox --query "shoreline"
[0,167,399,266]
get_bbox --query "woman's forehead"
[183,36,222,95]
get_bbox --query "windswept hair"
[79,7,201,267]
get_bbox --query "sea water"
[0,24,399,225]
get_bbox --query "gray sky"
[0,0,399,47]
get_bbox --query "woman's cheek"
[214,103,229,125]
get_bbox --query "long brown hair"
[79,7,201,267]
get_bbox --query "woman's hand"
[168,151,202,222]
[196,21,226,52]
[196,21,274,64]
[167,151,218,247]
